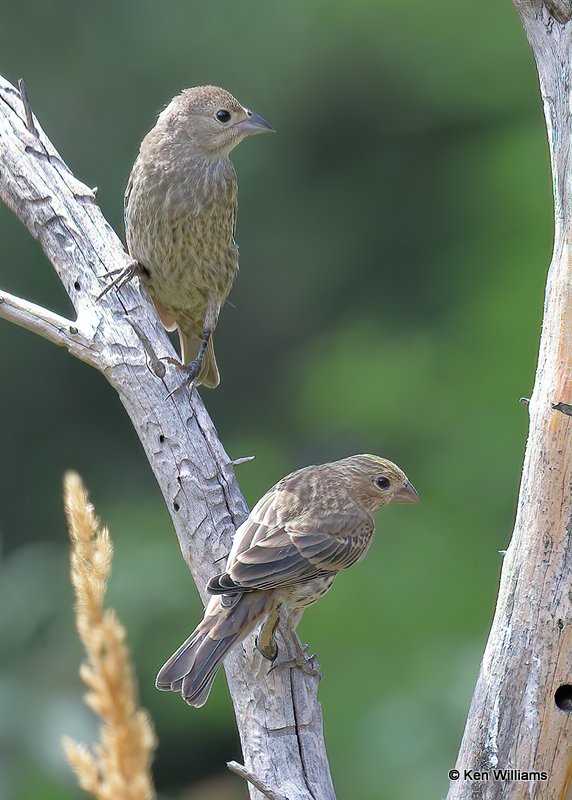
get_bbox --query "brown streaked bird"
[156,454,420,707]
[121,86,273,389]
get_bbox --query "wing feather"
[217,484,374,593]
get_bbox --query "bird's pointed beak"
[236,111,275,136]
[392,480,420,504]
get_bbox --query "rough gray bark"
[447,3,572,798]
[0,73,335,800]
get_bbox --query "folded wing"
[208,484,374,594]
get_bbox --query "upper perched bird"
[156,454,420,707]
[123,86,274,389]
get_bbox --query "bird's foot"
[268,643,321,678]
[163,357,202,400]
[161,356,186,371]
[97,259,143,300]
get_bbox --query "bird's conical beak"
[392,480,420,504]
[237,111,275,136]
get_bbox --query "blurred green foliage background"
[0,1,553,798]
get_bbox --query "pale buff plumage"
[125,86,273,388]
[62,473,156,800]
[156,454,420,707]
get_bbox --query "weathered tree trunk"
[0,74,335,800]
[447,3,572,798]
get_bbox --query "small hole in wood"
[159,434,165,443]
[555,685,572,712]
[74,280,81,291]
[173,501,180,512]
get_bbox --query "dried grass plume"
[62,472,156,800]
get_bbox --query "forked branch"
[0,73,335,800]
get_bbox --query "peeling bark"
[447,4,572,798]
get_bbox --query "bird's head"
[160,85,274,158]
[338,454,420,513]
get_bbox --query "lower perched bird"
[120,86,273,389]
[157,454,420,707]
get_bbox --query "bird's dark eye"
[376,476,391,489]
[216,109,231,123]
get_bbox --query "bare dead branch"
[552,401,572,417]
[230,455,256,466]
[227,761,289,800]
[447,3,572,798]
[0,288,91,352]
[0,71,335,800]
[17,78,39,138]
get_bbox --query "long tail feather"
[156,592,273,707]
